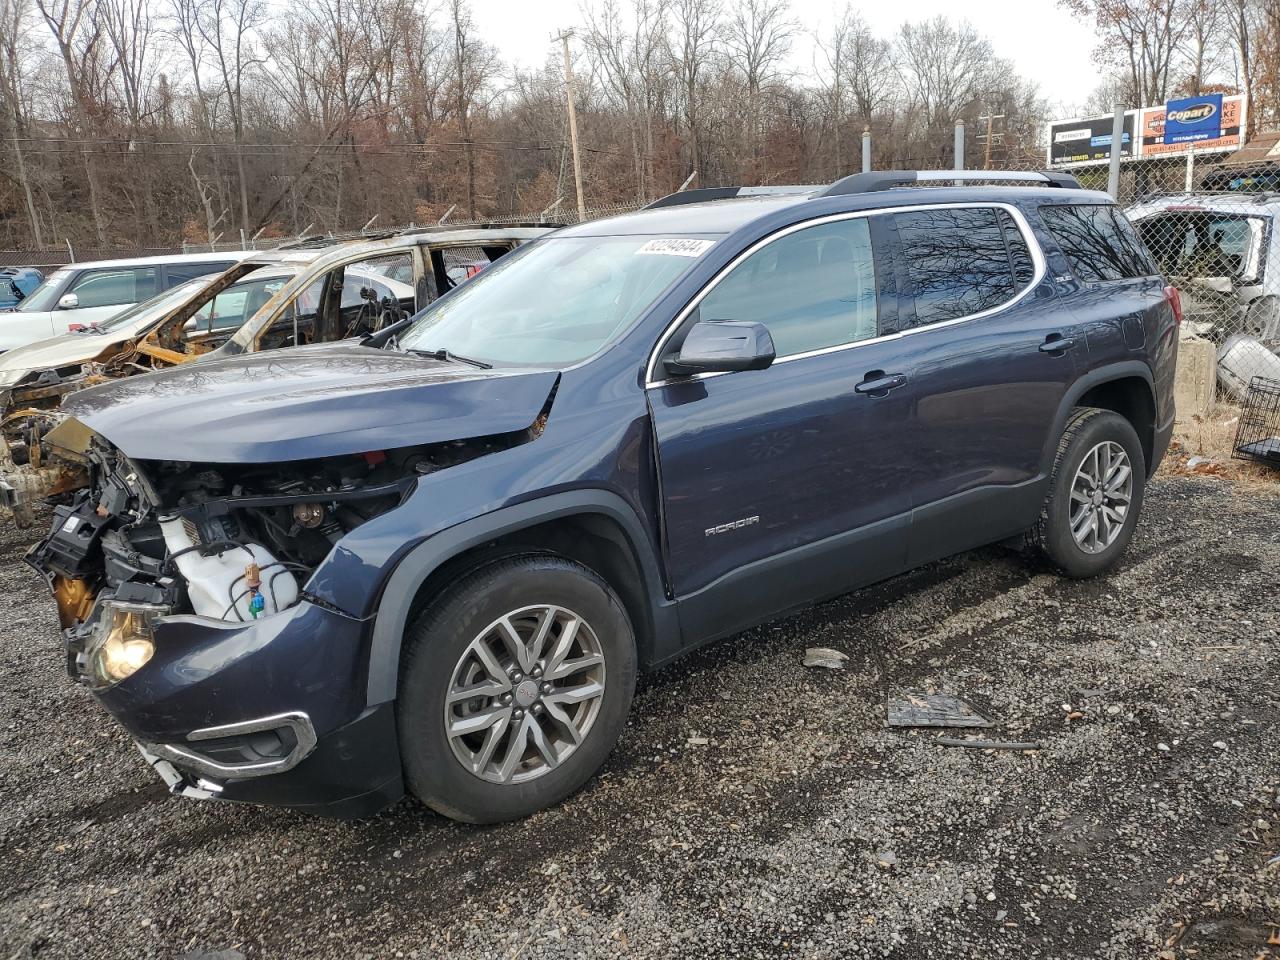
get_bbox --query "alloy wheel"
[1069,440,1133,554]
[444,604,606,784]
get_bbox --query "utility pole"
[554,29,587,222]
[977,113,1005,169]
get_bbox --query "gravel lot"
[2,473,1278,960]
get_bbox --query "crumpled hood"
[61,344,558,462]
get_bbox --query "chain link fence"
[946,149,1280,443]
[4,157,1277,448]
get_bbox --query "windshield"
[16,269,73,312]
[94,280,208,333]
[397,236,710,366]
[184,269,293,334]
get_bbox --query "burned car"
[0,227,549,522]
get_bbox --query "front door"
[647,215,918,643]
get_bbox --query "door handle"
[1039,334,1075,354]
[855,372,907,396]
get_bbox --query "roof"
[561,185,1112,238]
[249,226,554,269]
[1219,130,1280,167]
[1127,192,1280,218]
[49,249,257,271]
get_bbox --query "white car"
[0,250,253,352]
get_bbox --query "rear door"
[647,215,920,642]
[880,204,1085,565]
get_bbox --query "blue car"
[0,266,44,311]
[27,170,1178,823]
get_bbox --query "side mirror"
[664,320,776,377]
[57,293,80,310]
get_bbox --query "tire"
[397,555,637,823]
[1029,407,1146,579]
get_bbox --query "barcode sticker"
[635,238,716,258]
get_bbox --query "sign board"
[1139,94,1245,158]
[1046,111,1137,165]
[1162,94,1223,144]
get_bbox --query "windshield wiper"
[406,347,492,370]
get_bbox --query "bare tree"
[724,0,795,174]
[446,0,498,219]
[0,0,44,245]
[668,0,719,178]
[35,0,113,243]
[1060,0,1190,105]
[197,0,265,234]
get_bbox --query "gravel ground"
[2,474,1278,960]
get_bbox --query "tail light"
[1164,285,1182,326]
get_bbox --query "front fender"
[362,489,673,705]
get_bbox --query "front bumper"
[137,704,404,818]
[82,599,404,818]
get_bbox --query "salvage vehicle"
[0,267,44,310]
[0,228,547,520]
[27,171,1177,823]
[0,251,249,352]
[1128,192,1280,346]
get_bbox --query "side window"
[1040,204,1157,282]
[894,207,1017,327]
[165,261,231,287]
[69,267,156,308]
[342,253,414,309]
[697,218,878,357]
[432,244,510,296]
[998,210,1036,289]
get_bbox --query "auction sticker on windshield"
[635,239,716,257]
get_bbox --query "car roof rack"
[643,185,815,210]
[818,169,1082,196]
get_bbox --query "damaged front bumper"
[68,597,404,818]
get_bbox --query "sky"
[470,0,1102,119]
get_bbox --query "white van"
[0,250,254,352]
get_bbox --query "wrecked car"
[0,227,550,521]
[27,171,1175,824]
[1128,192,1280,346]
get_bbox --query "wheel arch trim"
[366,490,670,705]
[1044,361,1156,475]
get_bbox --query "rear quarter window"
[892,206,1034,329]
[1040,204,1158,282]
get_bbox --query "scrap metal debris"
[887,690,993,728]
[803,647,849,670]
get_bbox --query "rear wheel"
[1030,407,1145,578]
[397,555,636,823]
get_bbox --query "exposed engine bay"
[27,419,539,684]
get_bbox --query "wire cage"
[1232,376,1280,465]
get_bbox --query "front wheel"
[397,555,637,823]
[1030,407,1146,578]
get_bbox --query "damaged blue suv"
[28,171,1178,822]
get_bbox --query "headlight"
[90,601,163,685]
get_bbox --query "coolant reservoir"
[160,518,300,621]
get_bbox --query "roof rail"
[818,169,1082,197]
[644,184,814,210]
